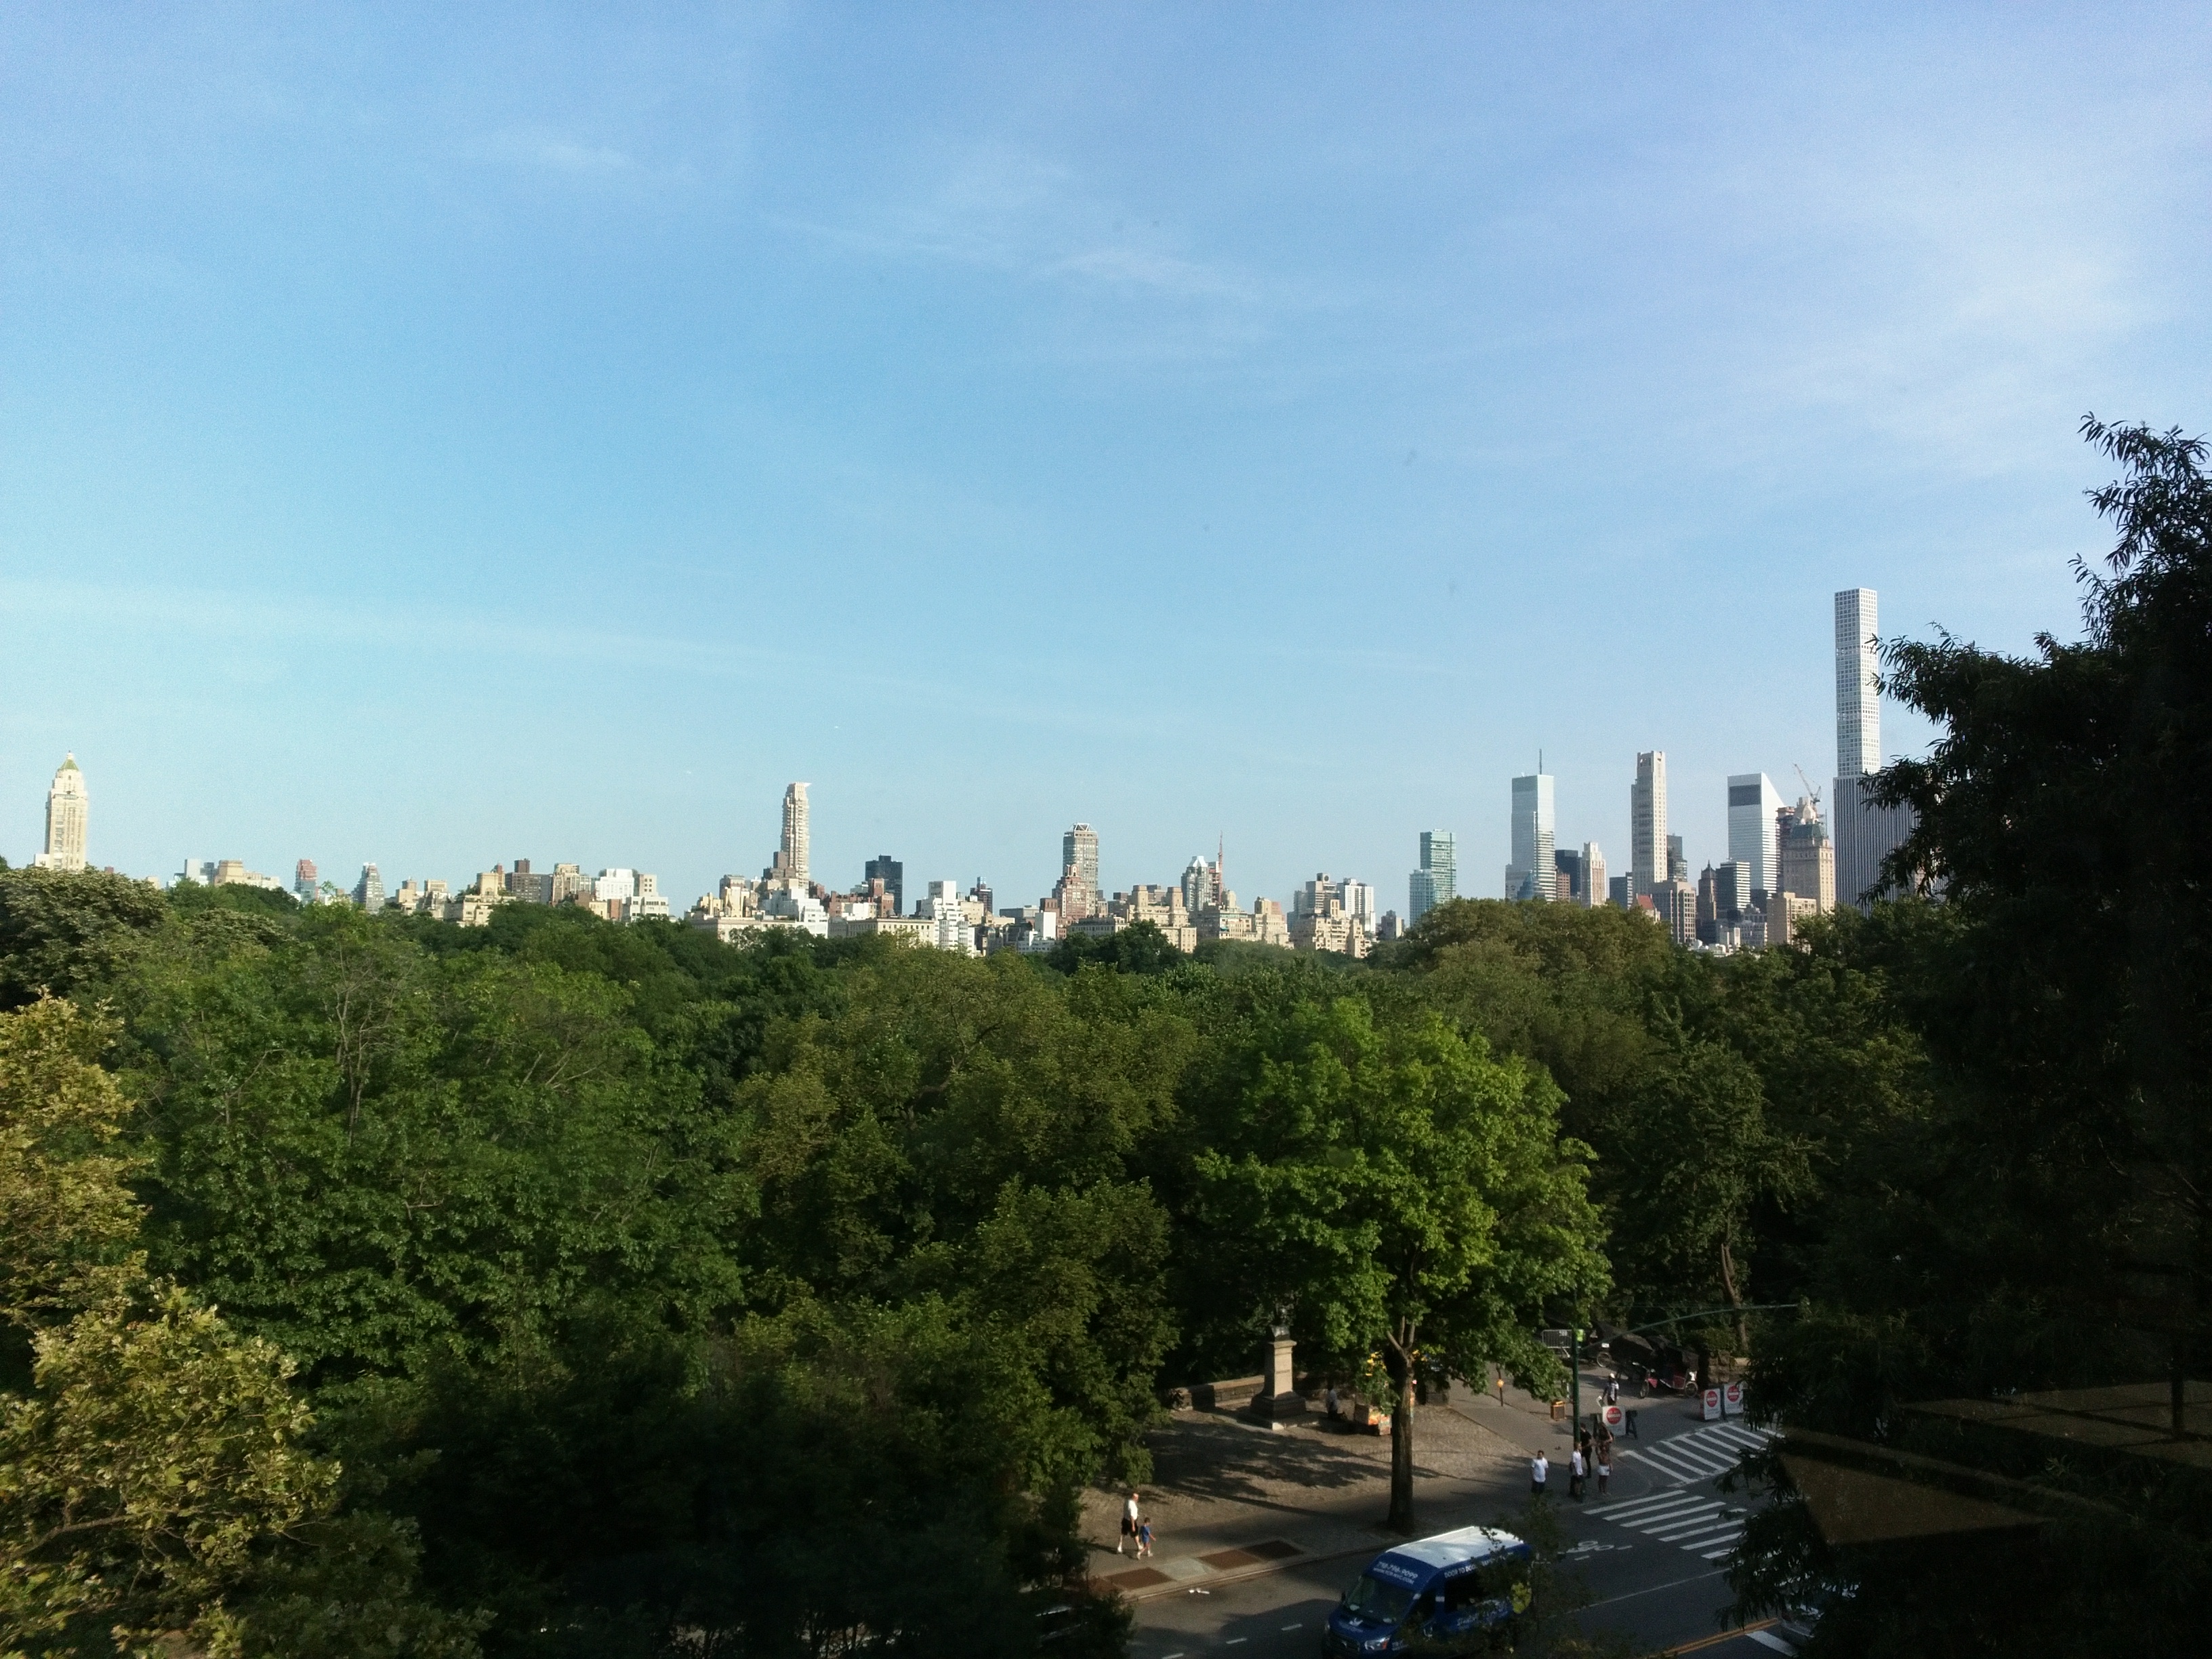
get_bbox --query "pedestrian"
[1530,1451,1549,1498]
[1120,1490,1140,1554]
[1597,1450,1612,1498]
[1137,1519,1155,1560]
[1569,1446,1586,1501]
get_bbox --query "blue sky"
[5,4,2207,911]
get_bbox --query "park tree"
[1593,1030,1811,1351]
[1186,995,1607,1532]
[0,869,165,1012]
[0,995,481,1657]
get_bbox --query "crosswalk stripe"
[1596,1459,1759,1561]
[1593,1504,1707,1530]
[1660,1522,1745,1547]
[1663,1521,1743,1548]
[1618,1422,1777,1488]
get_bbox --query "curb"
[1641,1616,1782,1656]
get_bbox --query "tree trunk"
[1719,1237,1748,1355]
[1386,1339,1416,1534]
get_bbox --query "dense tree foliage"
[0,861,1933,1653]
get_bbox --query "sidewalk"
[1086,1387,1573,1601]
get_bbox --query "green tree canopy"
[1184,994,1607,1530]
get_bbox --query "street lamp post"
[1570,1322,1581,1448]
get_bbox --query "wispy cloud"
[775,142,1291,321]
[476,126,634,177]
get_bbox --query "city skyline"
[3,586,1921,923]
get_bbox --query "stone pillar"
[1252,1332,1305,1427]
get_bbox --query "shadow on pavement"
[1147,1414,1395,1501]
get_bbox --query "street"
[1116,1378,1793,1658]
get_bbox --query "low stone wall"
[1174,1374,1265,1412]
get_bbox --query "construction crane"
[1793,764,1822,815]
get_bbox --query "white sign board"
[1702,1387,1723,1421]
[1723,1382,1744,1417]
[1601,1404,1625,1431]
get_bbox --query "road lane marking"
[1580,1566,1728,1611]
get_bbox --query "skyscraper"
[1408,830,1456,924]
[1582,842,1607,909]
[771,783,811,887]
[1830,589,1917,909]
[865,855,903,916]
[1777,797,1836,912]
[1180,855,1222,915]
[1631,752,1668,897]
[33,755,87,872]
[293,859,319,904]
[1063,823,1099,905]
[1507,773,1555,901]
[1836,588,1881,779]
[1553,848,1584,902]
[352,863,384,912]
[1726,773,1785,899]
[1338,879,1376,931]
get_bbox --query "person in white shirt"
[1530,1452,1549,1496]
[1570,1446,1586,1501]
[1120,1490,1141,1553]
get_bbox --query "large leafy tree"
[1727,419,2212,1656]
[1186,995,1607,1532]
[0,996,478,1658]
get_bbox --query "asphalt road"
[1129,1387,1787,1658]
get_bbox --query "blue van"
[1322,1526,1533,1656]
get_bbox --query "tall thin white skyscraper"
[33,755,87,872]
[1582,842,1606,909]
[1631,752,1667,897]
[773,783,811,886]
[1507,773,1555,901]
[1835,588,1881,780]
[1726,773,1784,898]
[1830,588,1915,909]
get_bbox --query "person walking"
[1120,1490,1141,1553]
[1136,1518,1155,1560]
[1530,1451,1549,1498]
[1569,1445,1586,1501]
[1596,1449,1612,1498]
